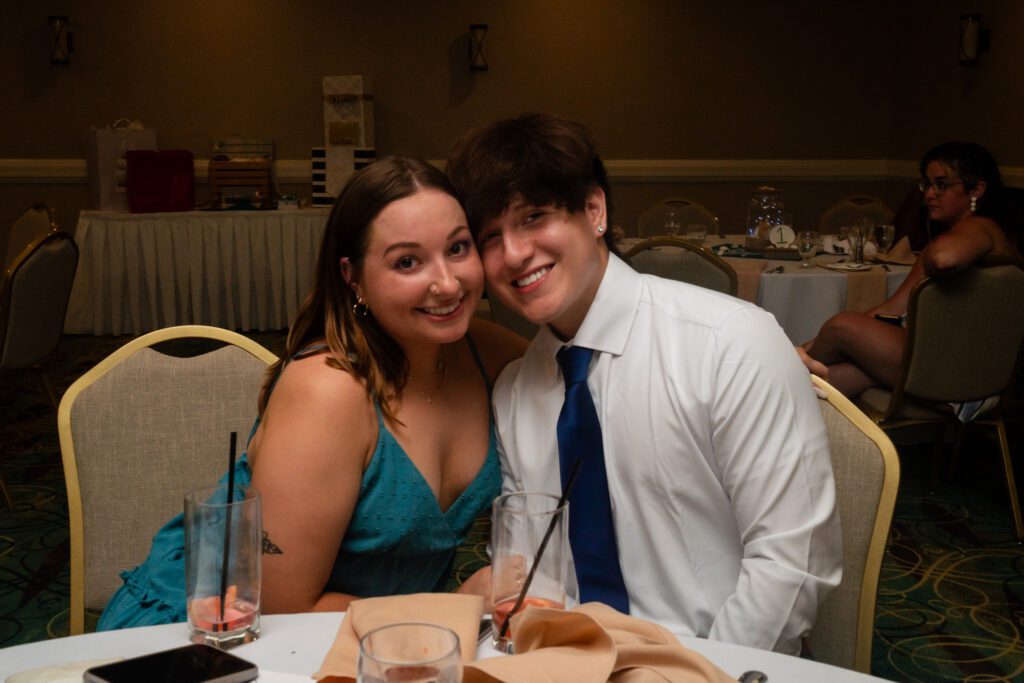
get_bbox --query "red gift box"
[126,150,195,213]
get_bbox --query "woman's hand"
[455,566,494,613]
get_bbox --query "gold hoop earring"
[353,296,369,318]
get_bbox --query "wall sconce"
[49,15,72,65]
[958,13,989,66]
[469,24,488,71]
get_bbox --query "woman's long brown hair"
[258,156,461,423]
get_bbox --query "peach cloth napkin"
[465,603,734,683]
[312,593,483,682]
[872,236,917,265]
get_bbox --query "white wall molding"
[2,157,1020,186]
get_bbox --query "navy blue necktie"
[556,345,630,613]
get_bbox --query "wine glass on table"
[663,208,682,236]
[874,224,895,255]
[797,231,818,269]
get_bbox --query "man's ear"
[586,187,608,238]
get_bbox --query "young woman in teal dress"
[98,157,527,629]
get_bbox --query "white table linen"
[65,209,330,335]
[0,612,891,682]
[619,236,911,343]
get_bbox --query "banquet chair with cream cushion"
[807,376,899,674]
[819,195,893,234]
[4,202,58,271]
[637,198,721,238]
[57,325,278,634]
[0,230,78,508]
[855,264,1024,539]
[623,236,738,296]
[1,231,79,372]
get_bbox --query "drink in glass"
[357,622,462,683]
[490,491,568,652]
[185,484,261,648]
[797,231,818,268]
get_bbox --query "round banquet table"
[0,612,891,682]
[618,235,911,344]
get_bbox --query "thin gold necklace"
[407,348,448,403]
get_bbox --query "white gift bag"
[85,119,157,211]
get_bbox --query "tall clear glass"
[490,492,568,653]
[185,485,262,649]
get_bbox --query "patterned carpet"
[2,332,1023,681]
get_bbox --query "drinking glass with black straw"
[496,458,581,641]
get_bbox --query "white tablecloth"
[619,236,911,343]
[64,209,331,335]
[0,612,890,682]
[755,262,909,344]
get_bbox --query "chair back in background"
[898,265,1024,405]
[623,236,738,296]
[0,231,79,369]
[807,377,899,674]
[57,325,278,634]
[637,198,720,238]
[819,195,893,234]
[5,203,58,271]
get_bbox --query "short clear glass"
[685,223,708,245]
[357,622,462,683]
[184,485,262,649]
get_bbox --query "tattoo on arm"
[262,531,283,555]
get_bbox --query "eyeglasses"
[918,179,964,195]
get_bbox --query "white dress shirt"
[493,254,842,655]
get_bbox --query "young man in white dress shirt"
[448,113,844,655]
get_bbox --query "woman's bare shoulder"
[265,352,374,434]
[468,318,529,382]
[252,350,375,473]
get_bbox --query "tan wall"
[1,1,1017,236]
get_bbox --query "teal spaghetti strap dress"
[97,338,500,630]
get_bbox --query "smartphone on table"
[83,644,257,683]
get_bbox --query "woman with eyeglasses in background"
[797,141,1020,402]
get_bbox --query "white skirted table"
[64,209,331,335]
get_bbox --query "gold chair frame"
[623,236,738,296]
[58,324,278,635]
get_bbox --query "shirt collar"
[533,253,642,359]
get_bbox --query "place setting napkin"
[313,594,734,682]
[871,236,916,265]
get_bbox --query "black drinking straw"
[497,458,582,640]
[218,431,238,627]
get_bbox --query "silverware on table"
[737,671,768,683]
